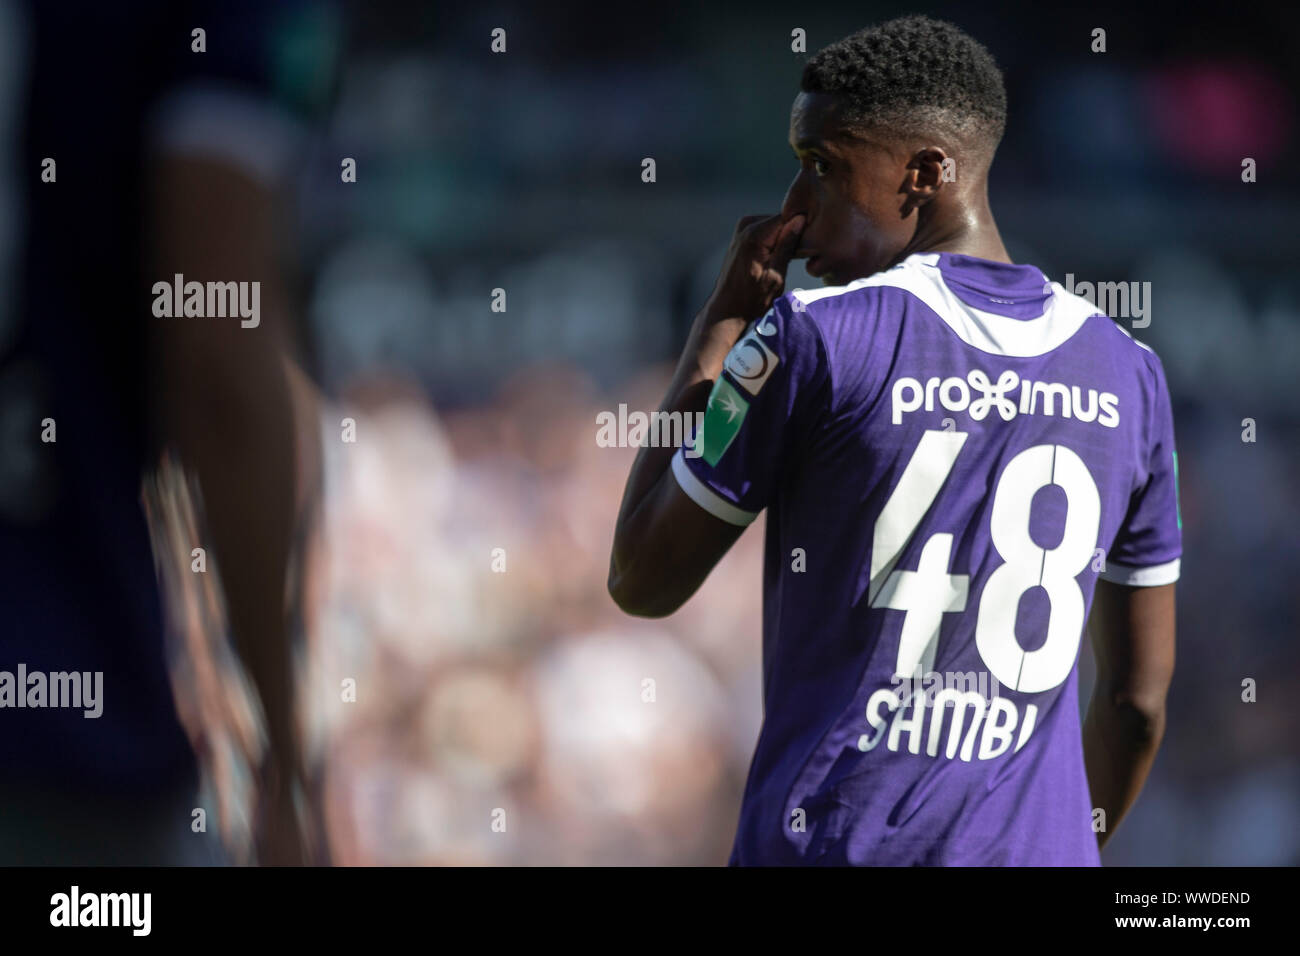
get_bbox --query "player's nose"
[780,170,811,224]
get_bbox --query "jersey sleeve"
[1100,351,1182,586]
[670,293,831,526]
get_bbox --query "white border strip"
[1099,557,1181,587]
[670,450,758,527]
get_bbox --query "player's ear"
[900,146,946,216]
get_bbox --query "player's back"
[672,251,1182,865]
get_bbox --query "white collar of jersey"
[790,253,1102,358]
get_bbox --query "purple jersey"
[671,252,1182,865]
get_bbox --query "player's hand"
[703,212,806,324]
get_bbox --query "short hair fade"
[801,15,1007,153]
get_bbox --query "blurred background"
[3,0,1298,864]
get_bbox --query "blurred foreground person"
[0,0,334,864]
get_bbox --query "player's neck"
[895,199,1011,267]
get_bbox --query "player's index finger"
[752,212,796,251]
[767,214,806,263]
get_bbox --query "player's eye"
[812,157,831,177]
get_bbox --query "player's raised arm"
[608,213,804,617]
[1083,579,1176,848]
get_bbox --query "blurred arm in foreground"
[147,150,325,865]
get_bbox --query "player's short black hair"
[801,15,1007,156]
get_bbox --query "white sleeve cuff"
[1099,557,1180,586]
[670,450,758,527]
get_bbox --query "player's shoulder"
[1099,313,1167,371]
[1046,285,1175,430]
[781,264,908,324]
[1058,285,1171,384]
[780,253,976,352]
[765,268,904,355]
[748,288,833,358]
[763,258,958,393]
